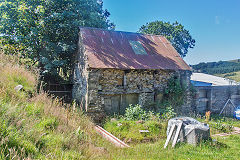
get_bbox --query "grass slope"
[0,53,113,159]
[215,71,240,82]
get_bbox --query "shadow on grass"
[173,139,229,150]
[207,140,229,149]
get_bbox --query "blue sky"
[103,0,240,65]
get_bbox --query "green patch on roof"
[129,40,147,55]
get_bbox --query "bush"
[124,104,149,121]
[161,106,176,120]
[163,77,185,107]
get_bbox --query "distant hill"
[215,71,240,82]
[191,59,240,82]
[191,59,240,75]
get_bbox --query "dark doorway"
[103,94,139,115]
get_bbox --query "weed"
[161,105,176,120]
[124,104,149,121]
[205,111,211,123]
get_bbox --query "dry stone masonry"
[73,67,193,121]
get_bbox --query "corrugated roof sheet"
[80,27,191,70]
[191,73,239,86]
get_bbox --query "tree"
[0,0,114,82]
[139,21,195,57]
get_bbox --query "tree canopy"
[139,21,195,57]
[0,0,114,82]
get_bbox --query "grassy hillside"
[191,59,240,75]
[0,52,112,159]
[215,71,240,82]
[191,59,240,82]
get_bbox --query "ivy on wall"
[163,77,186,107]
[147,76,187,114]
[146,76,185,113]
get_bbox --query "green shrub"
[161,77,186,108]
[210,118,234,133]
[161,106,176,120]
[124,104,149,121]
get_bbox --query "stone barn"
[72,27,192,121]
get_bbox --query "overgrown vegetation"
[124,104,150,121]
[0,52,112,159]
[104,119,164,144]
[105,104,238,140]
[104,104,173,143]
[104,104,240,159]
[203,115,236,134]
[162,77,186,107]
[152,77,186,114]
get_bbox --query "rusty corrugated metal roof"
[80,27,191,71]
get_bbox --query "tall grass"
[0,52,112,159]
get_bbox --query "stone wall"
[97,69,175,113]
[73,64,193,121]
[178,70,193,114]
[195,85,240,116]
[72,33,88,110]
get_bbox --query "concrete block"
[167,117,210,145]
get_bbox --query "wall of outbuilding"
[73,66,193,122]
[194,85,240,116]
[72,33,89,110]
